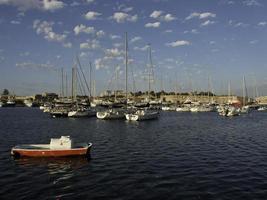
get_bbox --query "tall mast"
[89,62,92,99]
[242,75,246,106]
[71,67,74,102]
[228,81,231,103]
[115,66,118,102]
[71,64,77,103]
[125,32,128,105]
[208,75,210,103]
[148,44,153,102]
[61,68,64,98]
[65,72,68,98]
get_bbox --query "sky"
[0,0,267,96]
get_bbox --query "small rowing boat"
[11,136,92,158]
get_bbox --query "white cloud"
[80,39,100,49]
[133,45,149,51]
[200,20,215,26]
[145,22,160,28]
[16,61,56,70]
[122,6,133,12]
[86,0,94,3]
[186,12,216,20]
[70,1,80,6]
[184,29,199,34]
[164,29,173,33]
[234,22,249,27]
[243,0,261,6]
[258,21,267,26]
[228,20,249,28]
[95,58,104,70]
[63,42,72,48]
[150,10,176,22]
[84,11,102,20]
[74,24,95,35]
[113,43,123,48]
[105,48,123,57]
[250,40,258,44]
[96,30,105,37]
[11,20,20,24]
[79,52,91,58]
[43,0,64,11]
[110,12,138,23]
[150,10,163,18]
[166,40,191,47]
[20,51,30,56]
[0,0,65,11]
[110,34,121,40]
[162,14,176,22]
[33,20,71,48]
[130,36,142,43]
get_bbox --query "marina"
[1,0,267,199]
[1,107,267,199]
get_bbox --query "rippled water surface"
[1,107,267,199]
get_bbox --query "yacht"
[6,98,16,107]
[68,107,96,117]
[96,109,125,120]
[258,106,267,111]
[176,106,190,112]
[125,109,159,121]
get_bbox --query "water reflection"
[13,156,91,172]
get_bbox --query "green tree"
[2,89,9,95]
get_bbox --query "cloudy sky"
[0,0,267,96]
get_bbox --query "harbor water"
[1,107,267,199]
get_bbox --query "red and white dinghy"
[11,136,92,158]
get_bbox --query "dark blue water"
[1,108,267,199]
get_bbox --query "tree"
[2,89,9,95]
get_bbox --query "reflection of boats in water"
[13,156,91,171]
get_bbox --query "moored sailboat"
[125,109,159,121]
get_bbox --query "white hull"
[190,106,214,112]
[68,110,96,117]
[258,107,267,111]
[25,103,33,107]
[176,107,190,112]
[96,110,125,120]
[162,106,176,111]
[218,106,240,117]
[126,111,159,121]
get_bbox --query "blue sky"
[0,0,267,96]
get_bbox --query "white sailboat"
[125,109,159,121]
[176,106,190,112]
[68,64,96,118]
[126,44,160,120]
[240,76,249,114]
[68,108,96,117]
[97,32,130,120]
[96,108,125,119]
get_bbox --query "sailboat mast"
[148,44,153,102]
[242,76,246,106]
[61,68,64,98]
[65,72,68,98]
[115,66,118,102]
[71,67,74,102]
[228,81,231,103]
[125,32,128,105]
[89,62,92,99]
